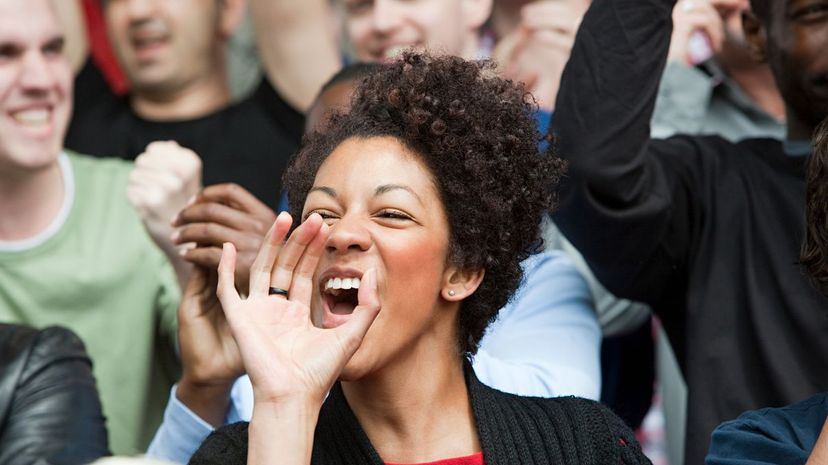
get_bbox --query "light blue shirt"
[146,251,601,463]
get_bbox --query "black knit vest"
[190,363,651,465]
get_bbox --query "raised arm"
[551,0,705,305]
[250,0,342,113]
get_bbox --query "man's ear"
[742,9,768,63]
[441,266,485,302]
[462,0,494,32]
[219,0,247,40]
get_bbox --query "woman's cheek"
[384,238,447,302]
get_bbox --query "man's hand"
[175,265,245,427]
[668,0,747,64]
[171,183,277,293]
[127,141,202,253]
[493,0,588,112]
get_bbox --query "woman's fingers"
[269,214,324,296]
[289,222,329,305]
[249,212,293,296]
[216,242,241,310]
[334,268,381,357]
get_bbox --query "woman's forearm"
[248,397,322,465]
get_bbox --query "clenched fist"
[127,141,203,286]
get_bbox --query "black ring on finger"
[268,287,289,297]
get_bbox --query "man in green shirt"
[0,0,180,454]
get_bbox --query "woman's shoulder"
[475,384,623,429]
[470,382,651,464]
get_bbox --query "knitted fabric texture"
[190,363,650,465]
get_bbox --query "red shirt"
[385,452,484,465]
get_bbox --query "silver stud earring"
[448,290,456,297]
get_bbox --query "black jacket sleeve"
[0,326,109,465]
[189,422,249,465]
[551,0,713,309]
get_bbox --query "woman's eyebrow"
[375,184,423,205]
[309,186,337,198]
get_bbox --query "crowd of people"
[0,0,826,463]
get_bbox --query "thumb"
[179,266,211,322]
[334,268,381,357]
[184,265,209,299]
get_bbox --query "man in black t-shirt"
[551,0,828,463]
[50,0,345,285]
[55,0,342,211]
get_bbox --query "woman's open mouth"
[318,269,365,328]
[323,277,361,315]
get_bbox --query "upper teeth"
[325,277,360,290]
[13,109,49,126]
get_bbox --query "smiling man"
[340,0,492,61]
[57,0,341,211]
[0,0,180,455]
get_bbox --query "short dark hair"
[802,117,828,294]
[748,0,770,21]
[319,62,385,94]
[284,52,564,354]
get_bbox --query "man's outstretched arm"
[551,0,704,306]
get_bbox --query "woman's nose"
[325,216,371,254]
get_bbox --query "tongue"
[332,302,356,315]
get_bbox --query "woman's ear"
[441,266,485,302]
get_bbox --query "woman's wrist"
[248,397,322,465]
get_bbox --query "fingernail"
[170,213,179,225]
[186,195,197,207]
[170,230,180,242]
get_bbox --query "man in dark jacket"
[704,118,828,464]
[0,324,109,465]
[551,0,828,462]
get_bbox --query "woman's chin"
[338,347,377,382]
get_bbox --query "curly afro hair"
[802,116,828,295]
[283,52,565,354]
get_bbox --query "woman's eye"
[305,210,338,221]
[377,210,412,221]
